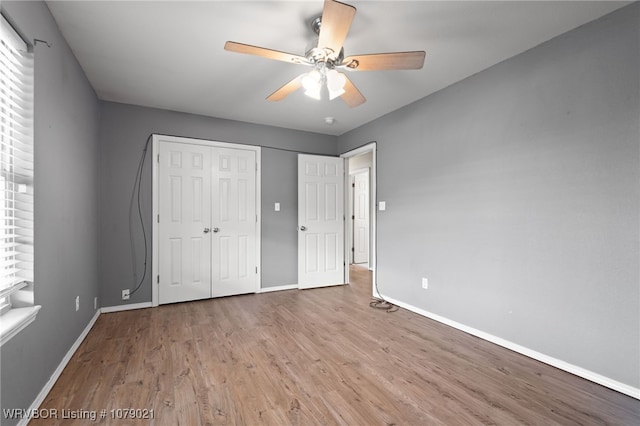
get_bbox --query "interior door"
[298,154,345,289]
[211,147,257,297]
[352,169,369,264]
[158,142,212,304]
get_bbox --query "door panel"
[158,142,212,304]
[212,148,257,297]
[298,154,345,288]
[353,170,370,264]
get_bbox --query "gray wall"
[99,102,337,306]
[261,148,299,287]
[0,2,101,424]
[338,4,639,388]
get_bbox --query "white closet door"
[298,154,345,289]
[211,147,257,297]
[158,142,212,304]
[157,140,258,304]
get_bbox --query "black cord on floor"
[363,267,397,313]
[369,298,398,313]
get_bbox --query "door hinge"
[352,183,355,187]
[255,266,258,274]
[157,154,160,163]
[255,162,258,171]
[352,215,355,220]
[157,214,160,223]
[352,247,355,251]
[157,275,160,284]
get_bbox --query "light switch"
[379,201,386,211]
[274,202,280,212]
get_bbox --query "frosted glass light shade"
[326,70,346,100]
[304,86,322,100]
[302,70,322,91]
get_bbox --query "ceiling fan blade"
[224,41,308,65]
[340,74,366,108]
[317,0,356,59]
[266,75,303,102]
[343,51,426,71]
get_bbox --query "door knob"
[300,226,307,231]
[203,227,210,234]
[213,227,220,233]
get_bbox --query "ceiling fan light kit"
[224,0,425,107]
[301,65,347,101]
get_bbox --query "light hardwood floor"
[32,265,639,425]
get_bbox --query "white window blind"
[0,14,34,315]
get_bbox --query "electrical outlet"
[94,297,98,310]
[75,296,80,311]
[422,277,428,290]
[122,289,130,300]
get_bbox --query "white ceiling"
[46,1,629,136]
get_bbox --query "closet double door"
[157,140,257,305]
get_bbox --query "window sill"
[0,305,41,347]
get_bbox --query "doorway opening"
[341,143,378,297]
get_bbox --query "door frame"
[341,142,378,298]
[151,134,262,307]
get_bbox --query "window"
[0,13,39,346]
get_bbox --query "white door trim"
[151,134,261,307]
[341,143,378,298]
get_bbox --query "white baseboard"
[19,309,101,426]
[19,302,152,425]
[382,294,640,400]
[257,284,298,293]
[101,302,153,313]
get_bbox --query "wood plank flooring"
[32,265,639,425]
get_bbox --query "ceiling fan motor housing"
[306,16,344,66]
[305,44,344,67]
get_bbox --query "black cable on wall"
[129,134,151,296]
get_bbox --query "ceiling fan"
[224,0,426,107]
